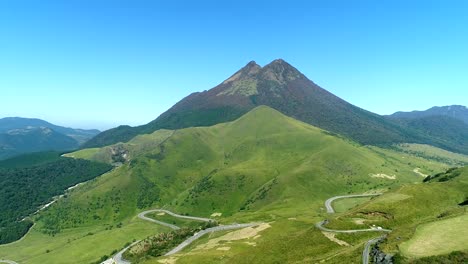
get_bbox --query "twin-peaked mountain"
[85,60,409,147]
[84,59,468,154]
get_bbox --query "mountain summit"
[85,59,415,148]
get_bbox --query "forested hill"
[0,154,112,244]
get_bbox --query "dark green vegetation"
[423,167,462,182]
[391,115,468,154]
[389,105,468,125]
[0,117,99,160]
[0,151,63,168]
[0,155,111,244]
[84,60,468,156]
[124,221,217,262]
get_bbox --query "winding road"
[325,193,382,213]
[319,193,391,264]
[109,209,258,264]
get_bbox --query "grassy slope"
[0,106,456,263]
[396,143,468,166]
[399,214,468,258]
[324,167,468,262]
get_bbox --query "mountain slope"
[84,59,416,149]
[389,105,468,124]
[389,115,468,154]
[0,117,100,159]
[325,167,468,262]
[0,117,100,143]
[0,106,453,263]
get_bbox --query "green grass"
[324,167,468,262]
[63,148,101,160]
[0,106,460,263]
[399,214,468,258]
[396,143,468,166]
[145,212,206,228]
[0,216,167,264]
[333,197,373,213]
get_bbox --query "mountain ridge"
[389,105,468,124]
[0,117,100,160]
[84,59,417,149]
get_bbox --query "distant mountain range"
[389,105,468,124]
[0,117,99,160]
[84,59,468,155]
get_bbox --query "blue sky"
[1,0,467,130]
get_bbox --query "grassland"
[396,143,468,166]
[0,106,463,263]
[145,212,206,229]
[332,197,374,213]
[323,167,468,262]
[0,215,168,264]
[399,214,468,258]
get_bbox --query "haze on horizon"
[1,1,467,130]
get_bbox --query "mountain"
[0,117,100,159]
[84,59,416,148]
[389,105,468,124]
[1,106,458,263]
[387,106,468,154]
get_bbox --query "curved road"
[110,209,258,264]
[319,193,391,264]
[362,236,385,264]
[315,220,391,233]
[165,223,257,256]
[325,193,382,213]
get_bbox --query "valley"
[0,106,466,263]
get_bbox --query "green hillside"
[0,106,456,263]
[323,167,468,263]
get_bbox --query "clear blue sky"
[1,0,467,130]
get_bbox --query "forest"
[0,155,112,244]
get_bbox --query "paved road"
[165,223,257,256]
[319,193,391,264]
[109,209,258,264]
[325,193,382,213]
[315,220,391,233]
[362,236,384,264]
[0,260,18,264]
[112,240,140,264]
